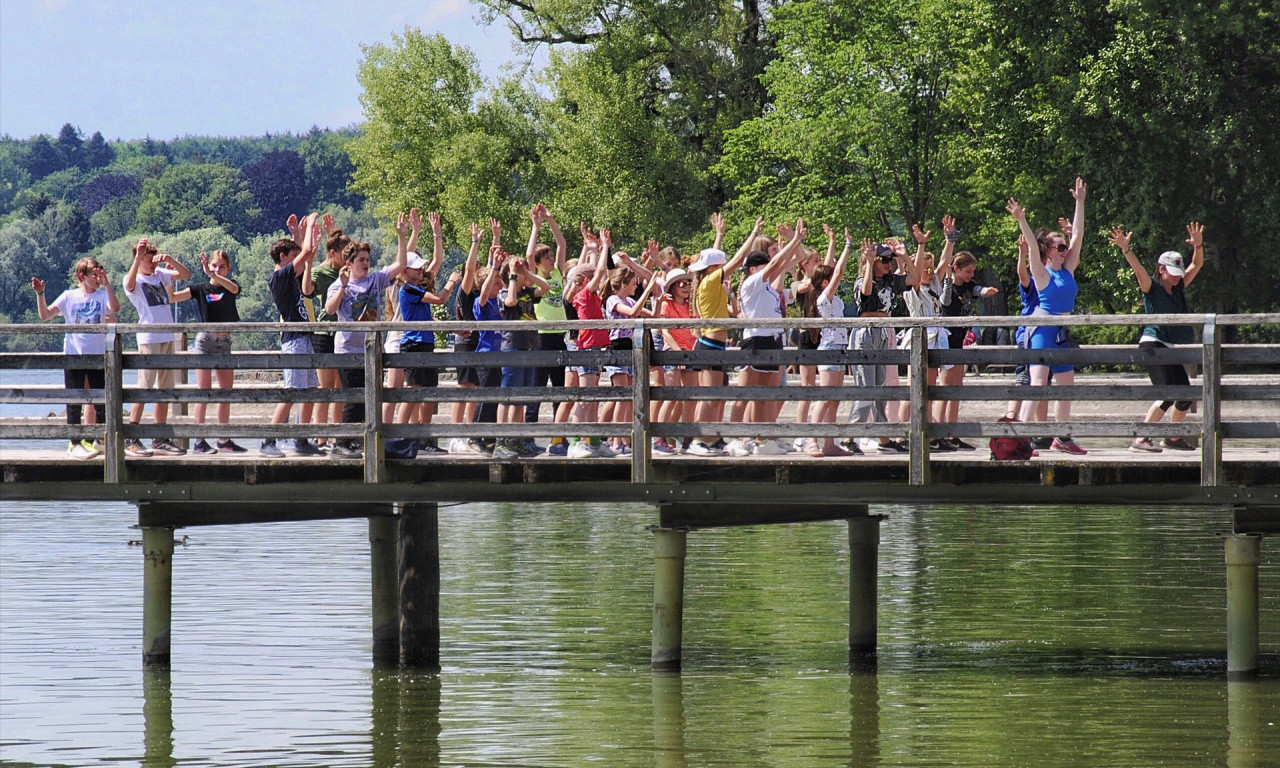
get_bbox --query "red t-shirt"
[659,300,695,350]
[572,288,610,349]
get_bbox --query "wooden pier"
[1,314,1277,676]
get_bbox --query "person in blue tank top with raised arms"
[1008,177,1089,455]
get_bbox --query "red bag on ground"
[989,416,1035,461]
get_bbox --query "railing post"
[365,331,385,483]
[632,321,652,483]
[908,326,930,485]
[1201,317,1222,487]
[104,326,124,483]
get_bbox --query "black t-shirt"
[267,262,313,343]
[189,282,240,324]
[853,273,909,315]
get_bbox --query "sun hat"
[663,268,692,293]
[688,248,727,272]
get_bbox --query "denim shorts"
[281,336,319,388]
[193,332,231,356]
[817,340,846,373]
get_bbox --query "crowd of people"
[31,177,1208,460]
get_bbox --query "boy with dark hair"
[262,213,322,458]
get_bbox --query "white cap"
[1157,251,1185,276]
[688,248,726,272]
[406,252,428,270]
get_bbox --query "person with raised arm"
[394,248,458,447]
[653,266,697,454]
[312,214,352,453]
[687,215,763,456]
[600,257,661,456]
[805,229,855,457]
[165,251,243,454]
[566,227,615,458]
[122,237,193,456]
[262,213,321,457]
[468,246,509,456]
[381,209,425,424]
[524,203,570,455]
[897,224,946,440]
[446,220,493,452]
[1111,222,1206,452]
[1012,178,1088,455]
[490,255,552,460]
[324,212,409,459]
[32,257,119,459]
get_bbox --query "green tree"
[83,131,114,169]
[134,163,256,242]
[0,202,85,317]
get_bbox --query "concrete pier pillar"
[1225,534,1261,678]
[398,502,440,669]
[369,514,400,666]
[142,526,174,666]
[651,528,687,670]
[848,514,880,663]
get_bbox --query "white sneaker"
[687,440,719,456]
[726,438,755,457]
[754,439,787,456]
[593,442,617,458]
[568,441,595,459]
[791,437,806,453]
[447,438,469,454]
[68,442,97,460]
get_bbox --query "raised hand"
[530,203,542,224]
[31,277,45,293]
[777,221,795,241]
[1017,234,1028,258]
[199,252,213,277]
[793,218,807,242]
[887,237,907,257]
[1006,198,1026,221]
[711,212,726,237]
[286,214,301,242]
[860,239,876,261]
[911,224,931,244]
[1186,221,1204,248]
[321,213,337,235]
[1107,226,1132,252]
[339,264,351,285]
[645,240,660,263]
[427,211,441,237]
[395,212,410,238]
[941,215,957,236]
[823,223,835,241]
[600,228,612,247]
[844,226,852,242]
[408,208,423,233]
[751,216,766,236]
[1070,177,1087,201]
[489,217,501,245]
[1058,217,1073,239]
[470,222,481,242]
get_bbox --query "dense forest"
[4,0,1278,351]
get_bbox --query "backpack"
[989,416,1035,461]
[384,438,419,460]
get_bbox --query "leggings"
[65,368,106,438]
[1140,340,1194,411]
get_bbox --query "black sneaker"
[928,438,957,452]
[151,438,186,456]
[331,441,363,459]
[877,440,908,454]
[417,440,447,455]
[947,437,977,451]
[216,439,247,453]
[193,439,218,455]
[1032,437,1054,450]
[1161,437,1196,451]
[293,438,322,456]
[259,440,285,458]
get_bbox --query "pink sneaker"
[1050,437,1087,455]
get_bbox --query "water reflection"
[1228,681,1264,768]
[370,669,441,768]
[849,671,880,768]
[653,673,685,768]
[142,668,174,768]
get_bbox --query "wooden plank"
[632,324,652,483]
[908,327,929,485]
[104,329,123,484]
[1203,318,1223,487]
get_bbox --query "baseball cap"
[1157,251,1185,276]
[875,243,894,261]
[689,248,727,272]
[406,252,427,270]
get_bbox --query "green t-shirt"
[312,263,341,330]
[533,267,567,333]
[1141,281,1192,345]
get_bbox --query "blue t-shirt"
[473,296,502,353]
[399,284,435,346]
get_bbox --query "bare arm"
[858,240,876,296]
[159,253,192,281]
[1109,226,1151,293]
[1183,222,1205,288]
[384,212,409,282]
[406,208,422,259]
[1007,199,1046,290]
[30,278,58,321]
[1064,177,1086,274]
[1016,235,1030,289]
[711,212,726,252]
[761,219,808,284]
[611,275,659,317]
[545,207,567,274]
[124,238,149,293]
[461,222,482,293]
[724,216,765,275]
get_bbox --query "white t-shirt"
[124,268,177,345]
[328,269,394,353]
[50,287,113,355]
[739,270,783,339]
[816,293,848,348]
[902,275,946,344]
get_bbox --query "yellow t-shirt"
[694,266,728,335]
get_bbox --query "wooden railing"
[2,314,1277,486]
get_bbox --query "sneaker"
[1161,437,1196,451]
[928,438,957,452]
[151,438,185,456]
[78,439,103,458]
[568,441,596,459]
[726,438,756,457]
[418,440,447,455]
[521,438,545,456]
[877,440,908,454]
[492,441,520,460]
[466,438,492,456]
[711,438,728,452]
[548,440,569,456]
[331,441,363,459]
[652,438,676,455]
[593,442,618,458]
[216,439,247,453]
[792,437,807,453]
[124,438,153,457]
[754,439,787,456]
[259,440,285,458]
[193,439,218,455]
[1032,437,1054,450]
[293,438,322,456]
[1050,437,1087,455]
[68,441,98,460]
[1129,437,1162,453]
[947,437,977,451]
[687,440,721,457]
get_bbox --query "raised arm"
[909,223,932,287]
[544,206,567,273]
[386,212,409,281]
[406,208,422,258]
[823,224,839,266]
[1015,234,1030,289]
[1064,177,1086,274]
[31,278,57,321]
[615,250,654,281]
[612,273,660,317]
[525,204,542,262]
[158,252,192,282]
[427,211,443,276]
[479,248,507,303]
[1007,198,1046,290]
[461,222,482,294]
[858,240,877,296]
[762,218,808,284]
[711,212,726,252]
[586,233,611,294]
[1109,226,1151,293]
[823,232,854,303]
[1183,222,1205,287]
[724,216,766,275]
[124,238,149,293]
[936,215,958,279]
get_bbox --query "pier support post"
[1225,534,1261,678]
[142,526,174,666]
[398,502,439,669]
[651,527,687,670]
[369,514,400,666]
[848,512,880,664]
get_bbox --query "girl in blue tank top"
[1007,178,1089,455]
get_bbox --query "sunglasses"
[1051,243,1069,253]
[877,256,894,264]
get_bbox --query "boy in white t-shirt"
[32,257,120,459]
[122,237,192,456]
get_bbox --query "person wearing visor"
[1110,222,1206,452]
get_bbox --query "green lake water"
[1,501,1276,767]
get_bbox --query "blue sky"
[0,0,543,141]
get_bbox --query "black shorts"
[401,340,438,388]
[946,326,966,350]
[690,336,727,372]
[312,332,335,356]
[455,337,480,386]
[741,334,783,373]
